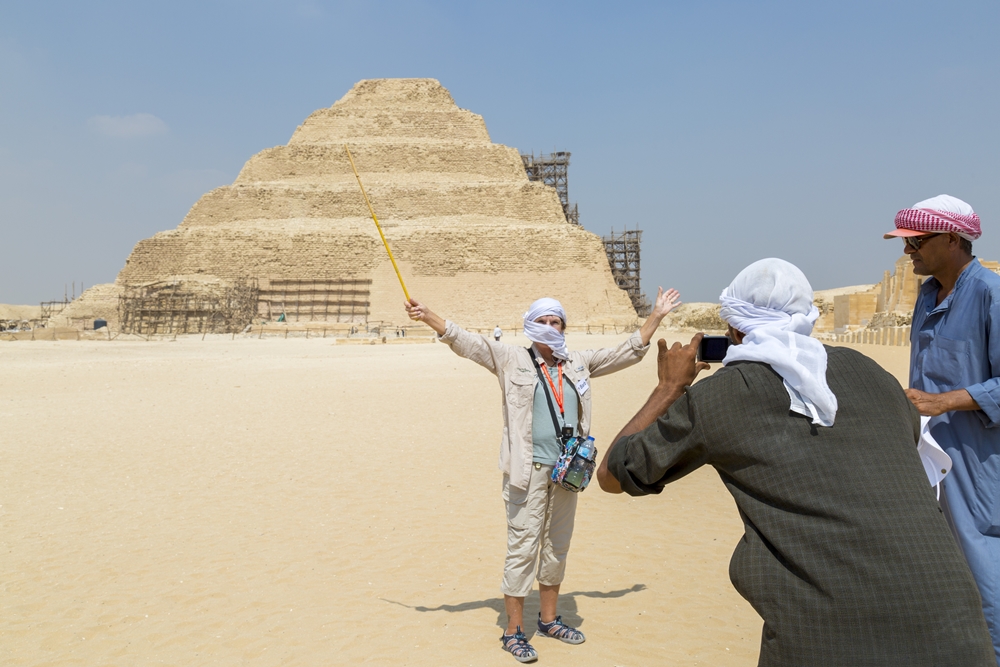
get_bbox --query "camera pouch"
[551,435,597,493]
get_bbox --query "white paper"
[918,415,952,499]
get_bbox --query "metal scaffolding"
[521,151,580,225]
[257,278,371,323]
[603,228,650,316]
[118,278,260,335]
[39,282,83,323]
[40,298,70,321]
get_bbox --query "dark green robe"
[608,346,994,666]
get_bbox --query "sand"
[1,332,909,666]
[0,304,42,321]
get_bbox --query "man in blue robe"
[887,194,1000,662]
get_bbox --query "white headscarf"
[523,297,569,361]
[719,258,838,427]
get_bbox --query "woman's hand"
[650,287,682,320]
[639,287,682,346]
[404,298,447,336]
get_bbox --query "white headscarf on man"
[719,258,838,427]
[522,297,570,361]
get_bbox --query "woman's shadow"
[382,583,646,635]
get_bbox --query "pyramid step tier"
[114,221,638,327]
[316,78,463,111]
[290,108,490,144]
[236,142,527,186]
[119,224,614,283]
[181,183,568,227]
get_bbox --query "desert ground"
[1,331,909,666]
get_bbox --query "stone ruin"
[652,254,999,345]
[63,78,639,333]
[817,255,1000,346]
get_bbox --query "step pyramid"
[71,78,639,329]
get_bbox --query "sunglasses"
[904,234,943,251]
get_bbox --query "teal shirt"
[531,364,579,464]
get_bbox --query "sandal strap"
[539,615,584,641]
[501,627,536,658]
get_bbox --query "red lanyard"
[540,361,564,416]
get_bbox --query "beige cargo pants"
[501,462,578,597]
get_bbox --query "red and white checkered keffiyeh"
[891,194,981,241]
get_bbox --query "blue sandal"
[500,626,538,663]
[537,614,585,644]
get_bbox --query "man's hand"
[657,333,711,394]
[905,388,979,416]
[638,287,682,346]
[597,333,710,494]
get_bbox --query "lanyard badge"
[539,360,564,416]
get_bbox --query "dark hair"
[959,237,973,254]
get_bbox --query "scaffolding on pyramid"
[257,278,371,323]
[603,228,650,316]
[118,278,260,335]
[521,151,579,225]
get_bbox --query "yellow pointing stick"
[344,144,411,301]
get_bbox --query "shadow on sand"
[381,583,646,634]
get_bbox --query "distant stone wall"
[823,326,911,347]
[814,257,921,335]
[833,292,877,330]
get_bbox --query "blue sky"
[2,1,998,305]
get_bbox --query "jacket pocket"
[506,373,535,409]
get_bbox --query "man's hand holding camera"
[597,333,711,493]
[656,333,711,397]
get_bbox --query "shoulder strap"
[528,347,562,436]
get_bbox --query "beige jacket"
[439,321,650,489]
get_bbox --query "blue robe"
[911,259,1000,663]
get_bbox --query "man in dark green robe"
[598,259,994,666]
